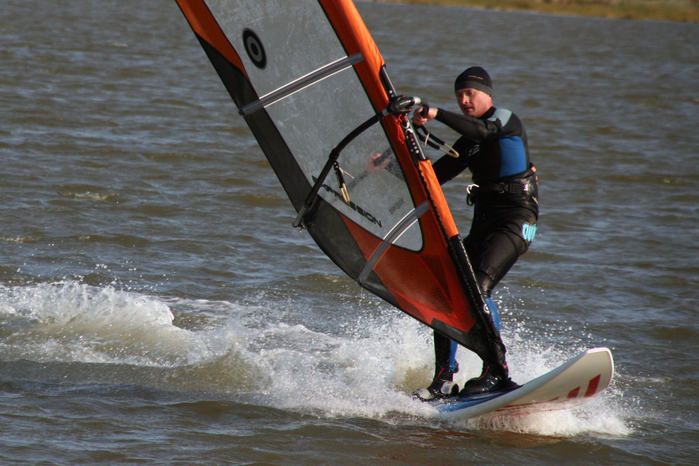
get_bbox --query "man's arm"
[411,107,473,185]
[432,150,468,185]
[434,109,501,142]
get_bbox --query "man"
[411,66,539,400]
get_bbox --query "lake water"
[1,1,698,464]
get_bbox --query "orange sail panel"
[174,0,493,355]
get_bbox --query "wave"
[0,280,631,436]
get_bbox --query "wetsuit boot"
[412,363,460,401]
[413,335,459,401]
[459,360,518,396]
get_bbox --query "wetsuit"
[430,106,539,376]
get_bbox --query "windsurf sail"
[174,0,501,362]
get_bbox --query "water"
[1,0,698,464]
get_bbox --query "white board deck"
[431,347,614,420]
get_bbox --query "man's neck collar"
[482,106,496,119]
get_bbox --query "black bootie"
[413,363,460,401]
[459,362,518,396]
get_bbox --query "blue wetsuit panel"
[498,136,527,178]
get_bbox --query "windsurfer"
[411,67,539,400]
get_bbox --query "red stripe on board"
[495,396,580,413]
[567,387,580,399]
[585,374,602,397]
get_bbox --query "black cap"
[454,66,492,96]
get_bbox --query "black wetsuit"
[431,106,539,372]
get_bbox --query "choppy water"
[1,1,698,464]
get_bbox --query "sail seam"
[239,53,364,116]
[357,201,430,286]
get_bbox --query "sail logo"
[242,29,266,69]
[522,223,537,242]
[318,182,382,228]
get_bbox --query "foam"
[0,280,632,436]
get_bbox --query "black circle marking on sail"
[242,29,266,69]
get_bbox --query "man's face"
[455,88,492,118]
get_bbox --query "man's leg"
[434,330,459,372]
[459,230,527,395]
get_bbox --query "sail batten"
[357,201,430,286]
[240,53,365,116]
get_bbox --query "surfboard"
[430,347,614,420]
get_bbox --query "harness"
[466,178,536,206]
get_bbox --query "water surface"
[1,1,698,464]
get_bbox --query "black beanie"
[454,66,492,96]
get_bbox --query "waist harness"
[466,175,537,206]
